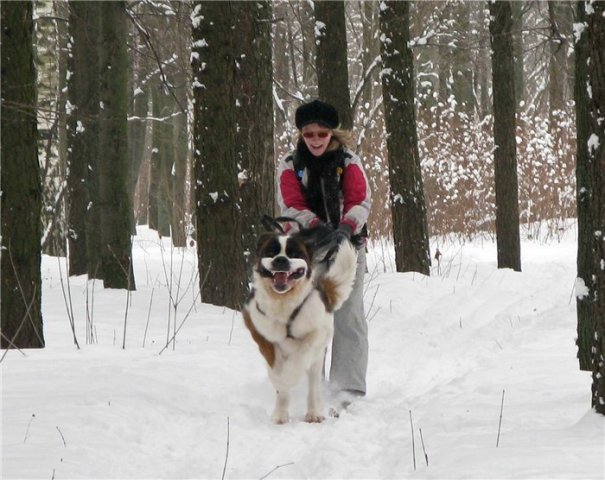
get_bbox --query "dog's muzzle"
[260,257,308,293]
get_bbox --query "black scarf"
[295,139,344,229]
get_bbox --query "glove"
[335,223,353,243]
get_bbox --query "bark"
[548,1,570,120]
[379,0,431,275]
[586,0,605,415]
[314,0,353,130]
[512,0,524,105]
[574,0,595,371]
[192,1,248,309]
[171,77,188,248]
[67,1,100,277]
[1,0,45,348]
[98,1,135,290]
[489,0,522,272]
[233,1,275,275]
[149,82,173,237]
[129,85,149,224]
[451,1,474,116]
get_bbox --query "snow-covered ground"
[2,225,604,479]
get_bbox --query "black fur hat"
[295,100,339,130]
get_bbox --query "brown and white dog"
[243,225,357,424]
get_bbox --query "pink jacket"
[277,147,371,235]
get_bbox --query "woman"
[277,99,371,409]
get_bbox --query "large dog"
[243,223,357,424]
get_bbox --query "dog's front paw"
[272,410,289,425]
[304,412,325,423]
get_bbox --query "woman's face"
[301,123,332,157]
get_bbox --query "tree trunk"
[149,82,173,238]
[129,85,149,225]
[314,0,353,130]
[586,0,605,415]
[192,1,248,309]
[512,0,524,105]
[548,1,570,124]
[379,0,431,275]
[1,0,45,348]
[574,1,595,371]
[451,1,474,116]
[489,0,522,272]
[477,3,492,119]
[98,1,135,290]
[171,78,188,248]
[67,1,99,277]
[233,0,275,276]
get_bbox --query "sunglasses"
[302,131,331,139]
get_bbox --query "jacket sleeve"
[276,152,321,231]
[339,150,371,234]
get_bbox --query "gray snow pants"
[329,247,368,394]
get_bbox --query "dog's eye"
[290,268,306,279]
[286,243,307,260]
[261,238,281,257]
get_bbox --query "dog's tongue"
[273,271,288,287]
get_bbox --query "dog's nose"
[271,256,290,271]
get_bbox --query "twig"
[142,287,155,348]
[419,428,429,467]
[23,414,36,443]
[228,310,236,345]
[122,277,132,350]
[0,331,27,358]
[409,410,416,471]
[56,426,66,447]
[158,288,201,355]
[221,417,230,480]
[0,283,39,362]
[6,244,46,347]
[259,462,295,480]
[57,256,80,349]
[86,274,98,344]
[496,389,505,447]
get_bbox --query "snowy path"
[2,229,603,479]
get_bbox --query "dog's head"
[255,233,312,295]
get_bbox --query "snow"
[2,225,604,479]
[588,133,600,154]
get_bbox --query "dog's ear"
[292,223,336,259]
[260,214,307,234]
[260,215,285,233]
[256,232,276,252]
